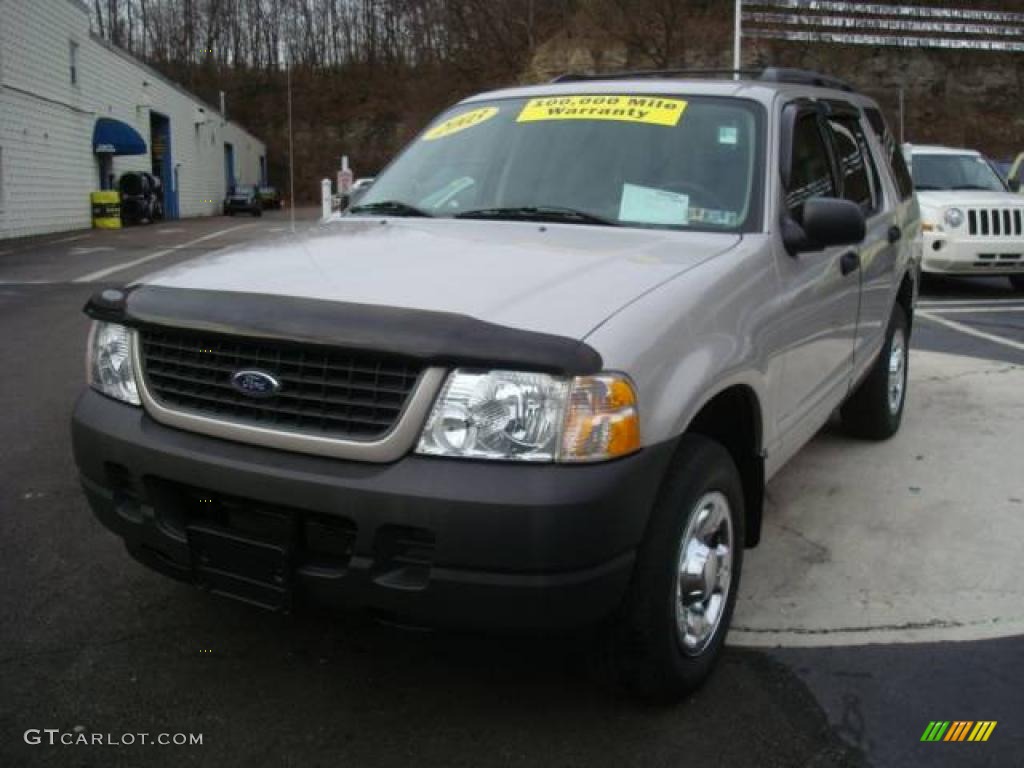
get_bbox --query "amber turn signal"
[560,374,641,462]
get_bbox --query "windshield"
[910,154,1006,192]
[352,95,763,232]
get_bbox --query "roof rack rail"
[551,69,761,83]
[551,67,856,93]
[758,68,855,92]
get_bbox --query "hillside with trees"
[89,0,1024,199]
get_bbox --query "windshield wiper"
[913,185,946,191]
[455,205,620,227]
[951,185,1000,191]
[348,200,434,218]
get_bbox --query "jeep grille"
[967,208,1024,237]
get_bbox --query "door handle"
[840,251,860,276]
[888,225,902,244]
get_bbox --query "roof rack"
[760,68,855,92]
[551,68,760,83]
[550,67,856,93]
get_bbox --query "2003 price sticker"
[517,95,688,127]
[422,107,500,141]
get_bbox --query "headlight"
[87,321,140,405]
[416,370,640,463]
[944,208,965,229]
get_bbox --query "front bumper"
[72,389,673,630]
[922,232,1024,274]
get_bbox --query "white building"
[0,0,267,239]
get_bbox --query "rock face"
[526,9,1023,160]
[527,28,629,83]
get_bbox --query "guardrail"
[741,0,1024,51]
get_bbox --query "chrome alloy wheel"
[674,491,734,656]
[888,327,907,415]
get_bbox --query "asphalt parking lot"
[1,214,1022,768]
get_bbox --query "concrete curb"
[731,350,1024,648]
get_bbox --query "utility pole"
[287,53,295,234]
[898,86,905,145]
[734,0,742,76]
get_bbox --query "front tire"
[608,435,744,702]
[841,304,909,439]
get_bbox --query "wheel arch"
[681,383,765,548]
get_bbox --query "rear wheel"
[1010,275,1024,292]
[841,304,909,439]
[607,435,744,702]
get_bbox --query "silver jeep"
[73,68,919,700]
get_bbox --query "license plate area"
[147,480,360,610]
[189,524,291,611]
[183,490,295,611]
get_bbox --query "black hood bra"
[85,285,603,377]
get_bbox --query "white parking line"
[70,246,115,255]
[72,224,252,283]
[918,311,1024,352]
[923,306,1024,314]
[0,232,91,257]
[918,299,1024,308]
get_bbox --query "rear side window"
[827,114,882,215]
[786,113,836,217]
[865,108,913,200]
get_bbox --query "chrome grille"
[138,327,423,440]
[967,208,1024,237]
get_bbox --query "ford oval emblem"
[230,370,281,399]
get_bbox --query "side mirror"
[783,197,866,255]
[1009,178,1021,193]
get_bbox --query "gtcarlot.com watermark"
[25,728,203,746]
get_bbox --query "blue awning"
[93,118,147,156]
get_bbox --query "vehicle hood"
[917,189,1024,211]
[142,217,740,340]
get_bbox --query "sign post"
[338,155,354,197]
[321,179,332,221]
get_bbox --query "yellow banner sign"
[423,107,500,141]
[517,95,687,127]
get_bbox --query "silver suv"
[73,68,920,700]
